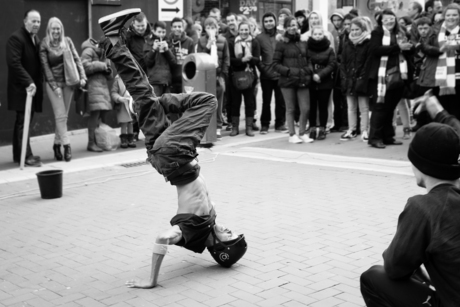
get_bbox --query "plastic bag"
[95,123,120,151]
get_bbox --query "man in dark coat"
[256,12,287,134]
[7,9,43,167]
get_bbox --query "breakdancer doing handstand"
[97,9,247,289]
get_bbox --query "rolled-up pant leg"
[360,265,439,307]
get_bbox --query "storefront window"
[191,0,293,24]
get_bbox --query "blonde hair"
[45,17,66,48]
[311,26,324,35]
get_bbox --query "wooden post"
[19,91,34,170]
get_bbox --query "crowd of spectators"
[7,1,460,166]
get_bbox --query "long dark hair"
[376,9,401,35]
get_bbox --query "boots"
[53,144,63,161]
[252,119,260,131]
[63,145,72,162]
[246,117,255,137]
[120,134,128,148]
[127,133,137,148]
[230,117,240,137]
[87,128,103,152]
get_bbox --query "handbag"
[386,66,404,91]
[63,39,80,87]
[232,66,255,90]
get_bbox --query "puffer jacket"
[40,37,86,90]
[144,34,176,86]
[340,37,371,96]
[126,23,152,72]
[307,40,336,90]
[418,29,443,88]
[169,32,195,86]
[196,34,230,77]
[273,34,312,88]
[80,39,112,112]
[256,12,280,80]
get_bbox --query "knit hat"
[279,8,292,17]
[295,10,307,19]
[330,11,344,22]
[408,123,460,180]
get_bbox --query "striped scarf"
[376,27,408,103]
[435,22,459,96]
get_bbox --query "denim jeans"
[46,83,74,145]
[346,95,369,132]
[216,76,225,129]
[393,99,410,128]
[309,88,331,128]
[107,43,216,182]
[280,87,309,135]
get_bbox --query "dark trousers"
[333,87,347,128]
[225,74,233,120]
[309,88,331,128]
[260,78,286,128]
[12,111,34,162]
[368,88,403,144]
[232,83,255,118]
[361,265,440,307]
[436,83,460,120]
[107,44,216,179]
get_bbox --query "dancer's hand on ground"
[125,279,156,289]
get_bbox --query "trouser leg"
[13,111,34,162]
[358,96,370,133]
[216,78,225,129]
[309,88,318,127]
[280,87,296,135]
[347,95,358,131]
[260,79,273,127]
[297,88,310,135]
[360,265,438,307]
[382,90,402,142]
[226,74,233,120]
[274,81,286,127]
[232,89,243,118]
[333,87,343,128]
[319,90,332,128]
[107,43,168,148]
[242,87,255,118]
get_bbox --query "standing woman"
[340,17,371,142]
[81,38,113,152]
[229,21,260,137]
[367,9,413,149]
[306,26,337,140]
[39,17,86,161]
[429,4,460,120]
[273,16,313,144]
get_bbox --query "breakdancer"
[97,9,247,289]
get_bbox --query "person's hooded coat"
[273,32,312,88]
[295,10,309,34]
[417,26,443,88]
[144,33,176,86]
[256,12,281,80]
[80,39,112,112]
[340,34,372,96]
[126,22,152,72]
[307,36,337,90]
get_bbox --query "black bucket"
[36,170,63,199]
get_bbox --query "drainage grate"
[120,160,149,168]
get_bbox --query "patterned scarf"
[376,27,408,103]
[435,22,459,96]
[234,35,253,59]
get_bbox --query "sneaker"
[299,134,314,143]
[288,134,303,144]
[260,126,269,134]
[361,131,369,142]
[309,127,317,140]
[99,8,141,37]
[402,127,411,140]
[340,130,357,141]
[275,125,288,133]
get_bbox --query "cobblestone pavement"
[0,149,423,306]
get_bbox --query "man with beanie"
[96,9,247,289]
[360,93,460,306]
[256,12,287,134]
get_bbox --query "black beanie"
[408,123,460,180]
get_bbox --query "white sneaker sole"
[98,8,141,24]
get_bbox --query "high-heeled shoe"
[53,144,63,161]
[63,144,72,162]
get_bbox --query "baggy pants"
[107,43,216,182]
